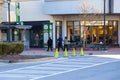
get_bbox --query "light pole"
[7,0,11,42]
[103,0,106,50]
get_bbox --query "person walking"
[47,37,53,51]
[64,36,69,51]
[57,36,63,51]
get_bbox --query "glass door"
[30,27,43,48]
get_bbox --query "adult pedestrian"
[57,36,63,51]
[47,37,53,51]
[64,36,69,51]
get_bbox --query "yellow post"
[64,48,68,57]
[55,48,59,58]
[80,48,84,56]
[72,48,77,56]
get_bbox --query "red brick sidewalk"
[24,47,120,54]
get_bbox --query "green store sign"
[16,2,20,25]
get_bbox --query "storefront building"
[1,0,120,48]
[44,0,120,48]
[1,0,53,48]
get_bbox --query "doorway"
[30,27,43,48]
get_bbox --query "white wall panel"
[44,0,109,15]
[114,0,120,13]
[20,0,50,21]
[44,1,78,14]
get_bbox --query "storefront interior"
[66,20,118,47]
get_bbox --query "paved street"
[0,55,120,80]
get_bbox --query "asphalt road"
[0,55,120,80]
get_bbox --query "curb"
[0,57,57,63]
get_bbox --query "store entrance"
[30,27,43,48]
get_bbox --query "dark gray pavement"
[0,55,119,80]
[0,47,120,80]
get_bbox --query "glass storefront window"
[55,21,62,46]
[67,21,81,47]
[1,29,7,41]
[113,21,118,44]
[67,20,118,47]
[81,21,108,26]
[74,21,80,36]
[68,21,74,26]
[55,21,62,38]
[13,29,22,41]
[67,21,74,41]
[74,21,81,46]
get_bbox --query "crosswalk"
[0,56,119,80]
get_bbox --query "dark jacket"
[47,38,52,46]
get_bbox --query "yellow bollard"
[64,48,68,57]
[80,48,84,56]
[55,48,59,58]
[72,48,77,56]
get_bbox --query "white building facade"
[1,0,120,48]
[44,0,120,48]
